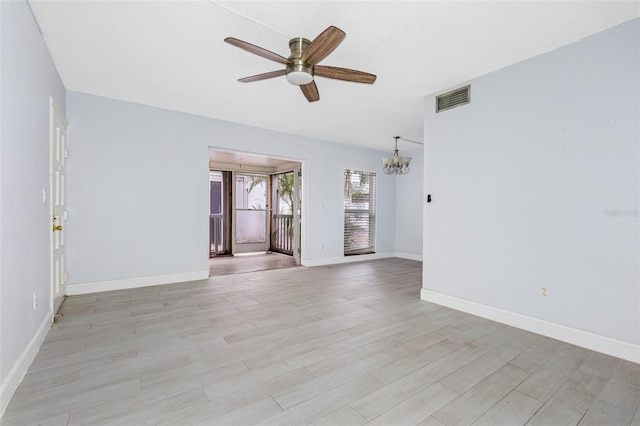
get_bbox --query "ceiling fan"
[224,26,376,102]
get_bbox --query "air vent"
[436,85,470,113]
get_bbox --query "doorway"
[208,149,302,276]
[270,170,301,264]
[234,172,269,254]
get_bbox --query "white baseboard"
[0,310,52,417]
[302,252,395,267]
[66,271,210,295]
[421,288,639,364]
[394,252,423,262]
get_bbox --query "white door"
[233,172,270,254]
[50,99,68,315]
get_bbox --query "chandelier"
[382,136,412,175]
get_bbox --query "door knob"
[53,225,63,232]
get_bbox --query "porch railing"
[272,214,293,255]
[209,214,224,256]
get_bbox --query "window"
[344,170,376,255]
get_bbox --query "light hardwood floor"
[3,258,639,425]
[209,252,298,277]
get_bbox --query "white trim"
[394,252,423,262]
[66,271,209,295]
[49,96,67,128]
[0,311,52,417]
[420,288,640,364]
[302,252,395,267]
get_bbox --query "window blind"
[344,170,376,255]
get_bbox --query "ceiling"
[208,148,298,170]
[29,1,639,153]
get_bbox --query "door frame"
[209,170,232,257]
[292,165,302,265]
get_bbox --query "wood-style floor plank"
[432,363,531,425]
[2,258,638,425]
[471,390,542,425]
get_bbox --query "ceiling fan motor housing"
[286,37,313,85]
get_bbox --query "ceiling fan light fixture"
[286,70,314,85]
[286,59,314,85]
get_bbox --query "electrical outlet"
[33,293,38,310]
[540,286,550,299]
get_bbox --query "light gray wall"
[395,148,424,259]
[0,0,66,406]
[65,92,410,287]
[423,19,639,345]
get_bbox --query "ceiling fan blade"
[301,26,346,66]
[238,70,286,83]
[224,37,288,65]
[314,66,377,84]
[300,81,319,102]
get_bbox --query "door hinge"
[64,148,69,159]
[297,170,302,177]
[63,272,68,282]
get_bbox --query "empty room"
[1,1,639,425]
